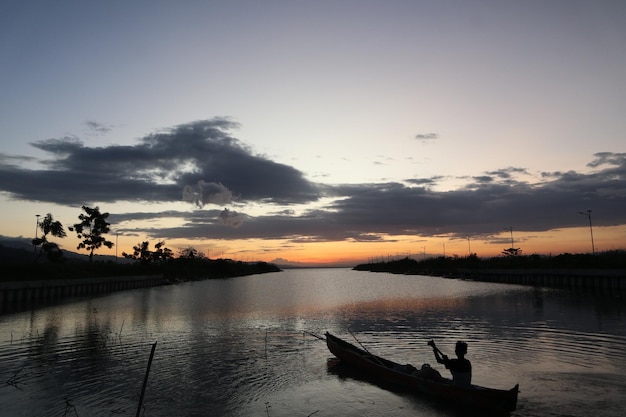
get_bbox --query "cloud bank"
[1,118,625,245]
[0,118,319,206]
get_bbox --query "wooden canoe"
[325,332,518,413]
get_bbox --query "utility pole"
[578,210,595,255]
[34,214,40,252]
[504,227,514,248]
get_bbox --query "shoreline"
[0,274,167,315]
[452,268,626,291]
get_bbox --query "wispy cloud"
[85,120,113,135]
[414,133,439,141]
[0,153,37,166]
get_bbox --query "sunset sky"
[1,1,625,265]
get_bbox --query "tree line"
[354,251,626,275]
[9,205,280,282]
[32,205,208,264]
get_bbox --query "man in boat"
[428,340,472,387]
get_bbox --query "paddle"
[428,339,447,360]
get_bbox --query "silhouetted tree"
[178,246,204,259]
[502,247,522,257]
[69,206,113,262]
[32,213,67,263]
[152,241,173,263]
[123,240,173,264]
[123,241,152,264]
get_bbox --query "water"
[0,269,624,416]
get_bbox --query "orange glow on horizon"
[84,225,624,266]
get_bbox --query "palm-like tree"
[32,213,67,262]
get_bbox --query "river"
[1,268,624,416]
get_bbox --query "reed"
[62,398,78,417]
[136,342,157,417]
[6,365,25,388]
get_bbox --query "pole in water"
[136,341,157,417]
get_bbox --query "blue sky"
[1,1,625,263]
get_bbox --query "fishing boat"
[325,332,519,413]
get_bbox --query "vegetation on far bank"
[3,231,280,283]
[1,250,280,282]
[2,205,280,282]
[353,251,626,275]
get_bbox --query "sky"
[1,0,625,265]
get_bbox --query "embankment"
[0,275,165,314]
[455,268,626,291]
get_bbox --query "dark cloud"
[471,175,494,184]
[122,153,626,245]
[587,152,626,169]
[0,118,320,206]
[218,208,246,228]
[485,167,529,179]
[2,119,625,247]
[405,176,444,187]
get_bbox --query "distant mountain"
[0,243,35,263]
[0,236,351,267]
[269,257,354,269]
[0,236,34,251]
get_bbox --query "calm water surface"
[1,269,625,416]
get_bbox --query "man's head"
[455,341,468,357]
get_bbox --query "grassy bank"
[353,251,626,276]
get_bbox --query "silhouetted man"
[428,340,472,386]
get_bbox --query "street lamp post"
[578,210,595,255]
[35,214,40,239]
[504,227,514,248]
[34,214,41,252]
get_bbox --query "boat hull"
[325,332,518,413]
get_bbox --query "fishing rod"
[348,328,388,368]
[304,330,326,341]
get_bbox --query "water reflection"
[0,269,625,417]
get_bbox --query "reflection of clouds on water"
[0,270,625,416]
